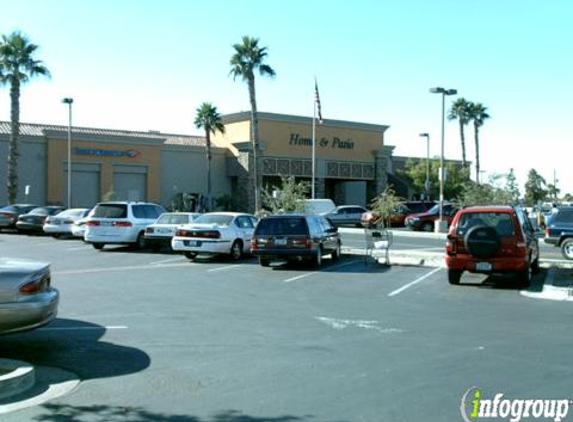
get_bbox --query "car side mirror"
[326,227,338,234]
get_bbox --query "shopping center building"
[0,112,441,211]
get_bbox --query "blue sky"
[1,0,571,195]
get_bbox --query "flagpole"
[312,98,316,199]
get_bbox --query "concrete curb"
[0,359,35,400]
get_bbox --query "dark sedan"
[16,206,66,234]
[0,204,38,231]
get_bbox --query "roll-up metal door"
[113,165,147,202]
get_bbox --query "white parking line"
[37,325,128,331]
[53,262,195,275]
[388,267,442,297]
[207,264,244,272]
[150,257,186,265]
[66,245,90,251]
[284,272,314,283]
[284,260,358,283]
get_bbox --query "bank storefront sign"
[75,147,141,158]
[289,133,355,150]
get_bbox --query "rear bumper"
[446,255,528,273]
[15,222,43,232]
[0,289,59,335]
[43,224,73,234]
[252,248,317,260]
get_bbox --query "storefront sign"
[289,133,354,150]
[74,147,141,158]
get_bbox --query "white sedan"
[171,212,258,260]
[43,208,90,238]
[144,212,200,251]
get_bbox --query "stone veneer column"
[314,178,325,199]
[373,145,395,196]
[237,151,254,213]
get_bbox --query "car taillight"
[86,220,100,226]
[251,238,257,250]
[201,230,220,239]
[175,229,188,237]
[446,235,457,255]
[19,274,50,294]
[112,221,133,227]
[45,217,52,224]
[544,227,549,237]
[146,227,154,233]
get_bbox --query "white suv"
[84,202,166,250]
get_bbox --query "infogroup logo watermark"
[460,387,571,422]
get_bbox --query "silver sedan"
[0,259,59,335]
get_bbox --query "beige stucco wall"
[211,115,385,163]
[258,119,383,162]
[47,138,162,204]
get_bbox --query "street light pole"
[419,133,430,200]
[429,87,456,232]
[62,98,73,208]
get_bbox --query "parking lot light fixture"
[429,87,456,232]
[62,98,74,208]
[419,133,430,200]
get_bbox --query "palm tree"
[0,32,50,204]
[448,97,471,168]
[229,36,276,212]
[468,102,490,184]
[194,102,225,212]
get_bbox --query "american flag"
[314,79,323,124]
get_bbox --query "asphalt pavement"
[1,232,572,422]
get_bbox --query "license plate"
[184,240,200,247]
[275,238,287,246]
[156,228,172,235]
[476,262,492,271]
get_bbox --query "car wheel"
[259,257,271,267]
[92,243,104,250]
[560,238,573,260]
[532,257,540,274]
[421,222,434,232]
[518,261,532,288]
[184,252,197,260]
[230,240,243,261]
[448,269,462,285]
[331,241,341,261]
[135,232,146,250]
[314,246,323,268]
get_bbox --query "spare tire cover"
[464,225,501,258]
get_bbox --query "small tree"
[369,187,403,229]
[505,168,520,204]
[262,175,309,214]
[457,181,513,207]
[524,169,548,206]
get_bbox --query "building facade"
[0,113,455,211]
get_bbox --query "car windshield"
[0,205,16,212]
[457,212,514,236]
[156,214,192,225]
[56,209,85,218]
[256,217,308,236]
[427,204,440,214]
[29,207,50,216]
[92,204,128,218]
[193,214,234,226]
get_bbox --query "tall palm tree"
[0,31,50,204]
[447,97,471,168]
[468,102,490,184]
[229,36,276,212]
[194,102,225,212]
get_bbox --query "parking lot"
[2,232,573,421]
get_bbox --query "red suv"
[445,206,539,286]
